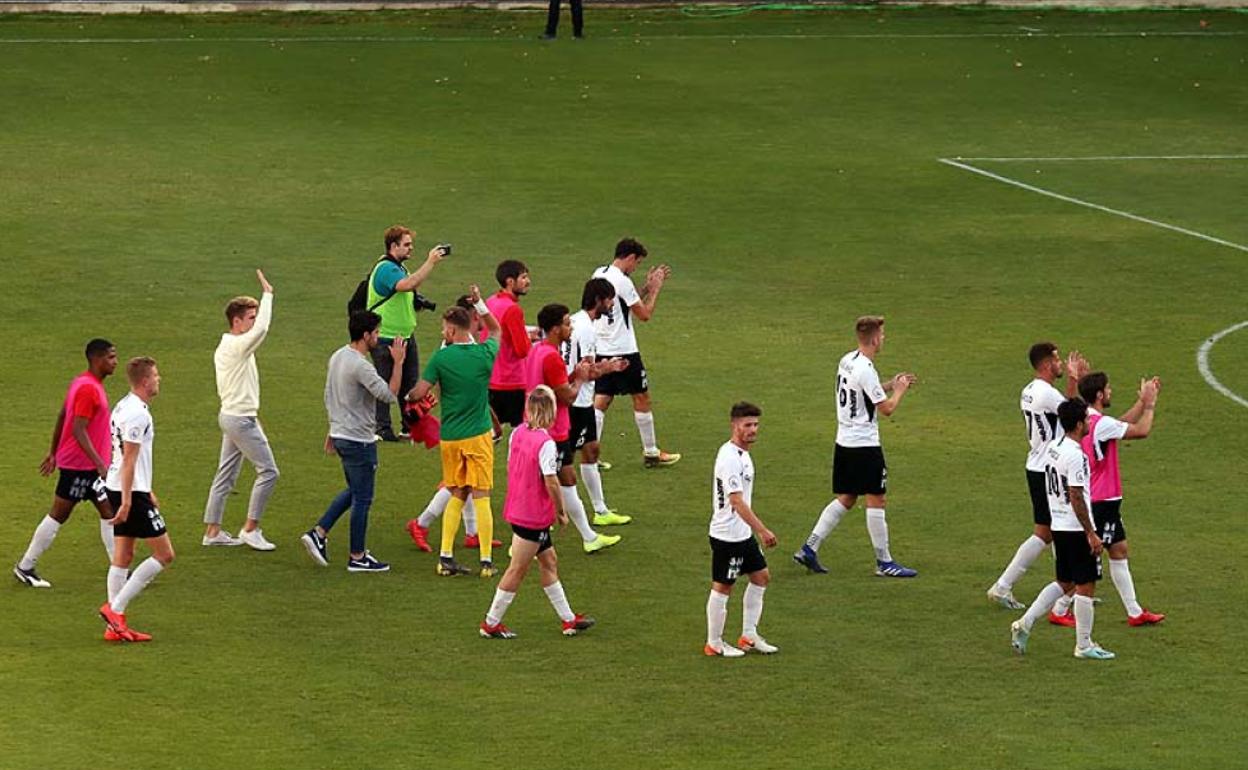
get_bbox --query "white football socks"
[580,463,608,513]
[995,534,1048,593]
[865,507,892,562]
[706,590,729,646]
[806,500,848,550]
[462,496,478,537]
[1021,581,1067,632]
[111,557,164,613]
[485,588,516,626]
[594,408,605,442]
[743,583,766,639]
[106,565,129,603]
[99,518,115,561]
[1073,594,1096,650]
[417,487,452,529]
[1109,558,1143,618]
[543,581,575,622]
[634,411,658,455]
[560,486,597,544]
[1053,593,1074,618]
[19,515,61,571]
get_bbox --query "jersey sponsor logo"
[716,478,725,509]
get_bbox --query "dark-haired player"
[15,339,118,589]
[486,260,534,433]
[590,238,680,468]
[1010,398,1115,660]
[705,401,777,657]
[986,342,1086,610]
[794,316,918,578]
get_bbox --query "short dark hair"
[537,303,569,333]
[614,238,647,260]
[1029,342,1058,370]
[454,294,475,311]
[1057,398,1088,432]
[581,278,616,311]
[443,306,473,331]
[1078,372,1109,404]
[349,310,381,341]
[85,338,114,360]
[495,260,528,288]
[731,401,762,420]
[855,315,885,341]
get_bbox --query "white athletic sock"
[463,496,478,537]
[1021,581,1066,632]
[19,515,61,571]
[543,580,575,623]
[106,565,129,604]
[1053,593,1074,618]
[865,507,892,562]
[580,463,608,513]
[805,500,848,550]
[995,534,1048,593]
[706,590,729,646]
[742,583,766,639]
[1109,558,1143,618]
[594,408,605,443]
[99,518,115,561]
[1074,594,1095,650]
[634,411,658,455]
[417,487,452,529]
[485,588,516,626]
[111,557,164,614]
[560,486,597,544]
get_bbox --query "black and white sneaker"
[300,529,329,567]
[13,564,51,588]
[347,552,390,573]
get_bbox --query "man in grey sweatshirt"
[301,311,405,573]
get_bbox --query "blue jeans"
[317,439,377,555]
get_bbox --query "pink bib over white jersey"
[1081,412,1122,501]
[503,425,557,530]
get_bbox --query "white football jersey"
[591,264,642,356]
[1021,378,1066,472]
[710,441,754,542]
[835,351,887,448]
[1044,435,1090,532]
[562,310,598,408]
[105,392,155,493]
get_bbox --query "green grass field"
[2,6,1247,768]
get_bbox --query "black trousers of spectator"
[371,335,420,437]
[545,0,583,37]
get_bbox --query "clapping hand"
[257,269,273,294]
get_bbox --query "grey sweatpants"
[203,413,280,525]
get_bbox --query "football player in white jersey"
[705,401,777,658]
[98,357,174,643]
[565,278,632,526]
[795,316,918,578]
[590,238,680,468]
[986,342,1086,610]
[1010,398,1116,660]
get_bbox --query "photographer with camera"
[359,225,448,442]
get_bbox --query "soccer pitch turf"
[1,6,1246,768]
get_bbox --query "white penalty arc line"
[1,29,1247,44]
[937,157,1248,254]
[1198,321,1248,410]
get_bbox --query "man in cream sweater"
[202,270,279,551]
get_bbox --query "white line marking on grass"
[937,157,1248,254]
[0,30,1246,45]
[954,154,1248,162]
[1198,321,1248,410]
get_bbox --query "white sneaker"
[202,530,242,547]
[239,528,276,551]
[703,640,746,658]
[738,635,779,654]
[987,585,1026,610]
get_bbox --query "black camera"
[412,292,437,312]
[436,243,453,257]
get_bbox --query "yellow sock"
[475,496,494,561]
[441,496,464,557]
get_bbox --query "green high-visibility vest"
[366,258,418,339]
